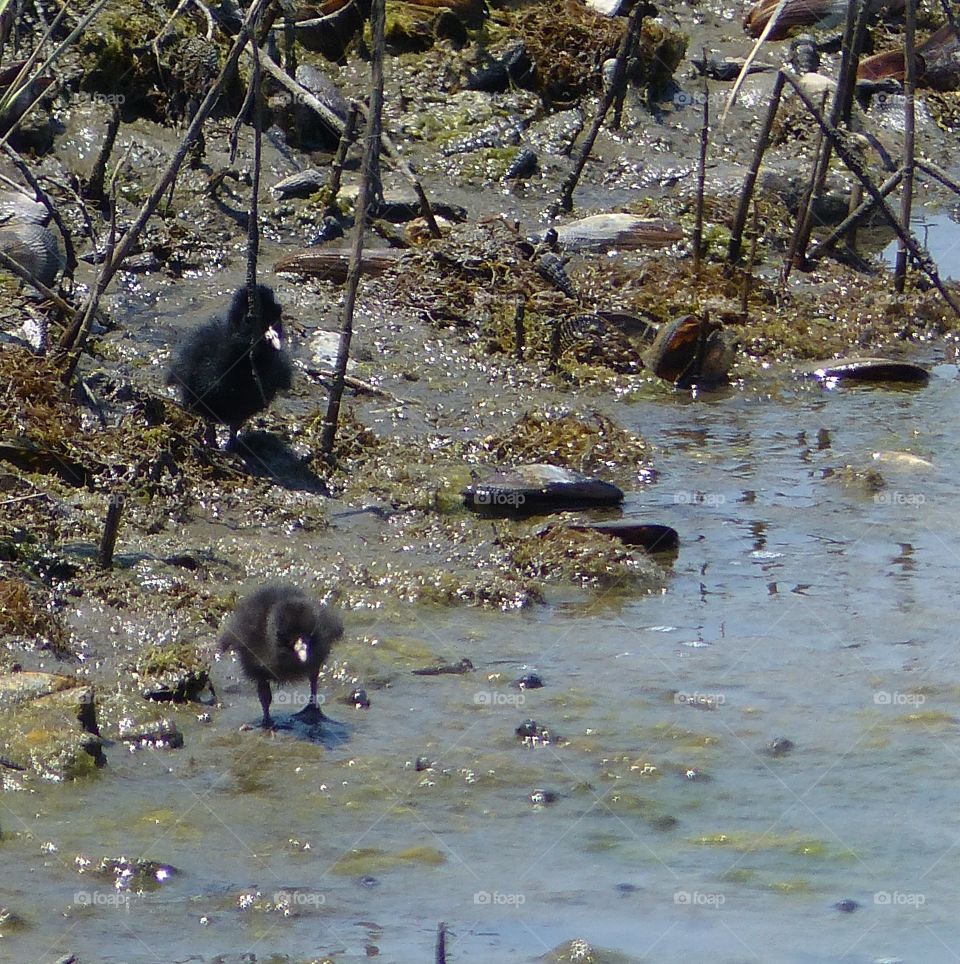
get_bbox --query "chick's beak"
[265,326,282,350]
[293,637,309,663]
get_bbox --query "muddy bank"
[3,0,960,959]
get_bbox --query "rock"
[0,671,103,784]
[768,736,795,756]
[835,898,860,912]
[287,0,372,60]
[516,719,556,745]
[412,657,474,676]
[513,672,544,690]
[463,464,624,514]
[117,718,184,750]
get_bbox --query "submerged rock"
[76,855,177,891]
[412,657,474,675]
[463,464,624,514]
[0,671,103,785]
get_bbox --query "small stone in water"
[415,756,433,771]
[349,688,371,708]
[834,898,859,913]
[768,737,795,756]
[529,788,557,806]
[514,673,544,690]
[359,875,379,888]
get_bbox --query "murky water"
[5,350,960,962]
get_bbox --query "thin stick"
[97,494,124,570]
[246,21,263,320]
[894,0,917,293]
[693,53,709,276]
[728,70,785,264]
[319,0,386,458]
[308,368,419,404]
[435,921,447,964]
[326,101,359,217]
[84,104,121,205]
[791,0,871,263]
[916,157,960,196]
[556,0,651,213]
[740,199,759,318]
[514,296,525,361]
[782,91,828,283]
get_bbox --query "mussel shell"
[800,357,930,385]
[645,315,733,388]
[565,521,679,553]
[463,463,624,514]
[272,169,328,199]
[0,189,47,225]
[0,222,63,287]
[555,213,683,252]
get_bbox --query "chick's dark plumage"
[218,584,343,728]
[166,284,292,444]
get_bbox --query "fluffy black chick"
[218,584,343,728]
[166,284,293,447]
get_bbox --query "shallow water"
[5,351,960,962]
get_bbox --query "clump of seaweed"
[504,525,666,591]
[480,409,650,480]
[506,0,685,102]
[0,577,71,657]
[0,347,78,441]
[134,640,210,702]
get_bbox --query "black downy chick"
[166,284,293,447]
[218,584,343,728]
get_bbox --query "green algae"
[330,844,446,875]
